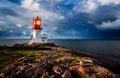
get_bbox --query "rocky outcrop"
[12,43,55,50]
[62,70,73,78]
[69,60,118,78]
[2,57,119,78]
[0,43,119,78]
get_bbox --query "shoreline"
[0,43,120,78]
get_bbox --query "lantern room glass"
[36,20,41,25]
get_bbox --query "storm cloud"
[0,0,120,39]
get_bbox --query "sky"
[0,0,120,39]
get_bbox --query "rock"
[53,65,68,75]
[41,72,49,78]
[47,43,55,46]
[20,57,36,63]
[50,75,57,78]
[62,70,73,78]
[70,65,117,78]
[50,74,61,78]
[60,58,73,65]
[11,53,23,57]
[0,73,5,78]
[12,43,52,50]
[0,45,8,50]
[41,73,48,78]
[53,65,63,74]
[18,57,26,62]
[79,59,93,67]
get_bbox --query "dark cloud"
[91,4,120,24]
[7,0,21,5]
[0,7,18,17]
[0,0,120,39]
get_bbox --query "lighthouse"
[28,16,42,44]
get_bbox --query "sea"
[0,39,120,64]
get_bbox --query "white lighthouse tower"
[28,16,42,44]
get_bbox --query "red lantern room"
[32,16,42,30]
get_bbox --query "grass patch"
[70,57,81,66]
[16,50,39,54]
[54,54,62,59]
[70,57,92,66]
[82,57,92,60]
[55,55,73,62]
[0,49,45,71]
[15,50,45,58]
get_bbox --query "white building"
[41,33,47,43]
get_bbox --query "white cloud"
[97,0,120,5]
[0,21,7,26]
[96,19,120,29]
[22,31,27,35]
[16,24,22,28]
[59,16,65,19]
[84,0,98,12]
[20,0,64,21]
[73,0,120,14]
[6,15,28,27]
[73,0,98,13]
[21,0,40,12]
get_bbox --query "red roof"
[32,16,42,30]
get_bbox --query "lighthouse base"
[28,30,42,44]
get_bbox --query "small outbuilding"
[41,33,47,43]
